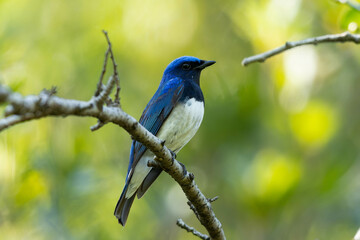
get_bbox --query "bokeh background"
[1,0,360,239]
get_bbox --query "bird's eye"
[182,63,191,70]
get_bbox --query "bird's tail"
[114,168,162,226]
[114,182,136,226]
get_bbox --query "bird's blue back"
[126,78,184,180]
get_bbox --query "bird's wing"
[125,78,184,181]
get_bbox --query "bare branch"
[176,219,210,240]
[94,30,120,107]
[0,85,226,239]
[114,80,121,106]
[92,31,120,109]
[242,32,360,66]
[336,0,360,11]
[187,200,201,221]
[102,30,120,106]
[93,75,116,110]
[90,120,106,131]
[186,196,219,223]
[0,33,226,240]
[152,149,225,239]
[94,46,110,97]
[208,196,219,203]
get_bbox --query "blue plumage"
[114,56,215,226]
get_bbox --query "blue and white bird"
[114,56,215,226]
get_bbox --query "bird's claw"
[178,161,187,176]
[169,149,177,159]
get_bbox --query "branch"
[177,219,210,240]
[336,0,360,11]
[242,32,360,66]
[186,196,219,222]
[94,42,109,97]
[0,32,226,240]
[103,30,120,106]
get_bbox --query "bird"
[114,56,216,226]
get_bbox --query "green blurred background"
[1,0,360,239]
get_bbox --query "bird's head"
[162,56,215,85]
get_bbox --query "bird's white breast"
[126,98,204,198]
[156,98,204,153]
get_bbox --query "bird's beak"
[194,60,216,70]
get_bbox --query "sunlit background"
[1,0,360,239]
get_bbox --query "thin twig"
[187,200,201,221]
[242,32,360,66]
[336,0,360,11]
[91,31,120,131]
[94,46,110,97]
[176,219,210,240]
[102,30,120,106]
[93,76,116,110]
[90,120,106,131]
[93,31,120,110]
[187,196,219,222]
[114,82,121,106]
[208,196,219,203]
[42,86,57,96]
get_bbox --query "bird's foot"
[178,161,191,178]
[178,161,186,172]
[169,149,177,159]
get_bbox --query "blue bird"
[114,56,215,226]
